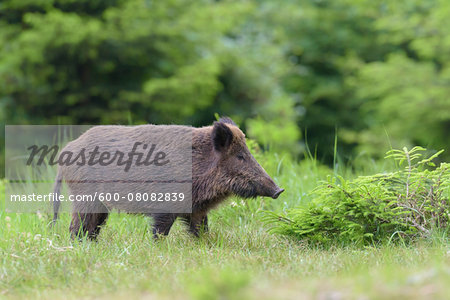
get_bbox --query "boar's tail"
[52,169,63,225]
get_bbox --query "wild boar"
[52,117,284,239]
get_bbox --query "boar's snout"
[272,188,284,199]
[255,173,284,199]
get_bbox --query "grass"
[1,153,449,299]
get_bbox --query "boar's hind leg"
[181,214,208,237]
[70,213,109,240]
[152,214,177,238]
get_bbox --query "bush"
[264,147,450,246]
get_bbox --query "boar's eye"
[237,154,245,161]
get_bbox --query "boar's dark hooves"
[272,188,284,199]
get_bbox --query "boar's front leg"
[181,213,208,237]
[152,213,177,238]
[200,215,208,233]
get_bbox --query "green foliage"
[1,0,450,177]
[0,0,241,124]
[271,0,450,161]
[265,147,450,246]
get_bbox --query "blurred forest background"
[1,0,449,177]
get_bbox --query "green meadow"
[1,152,449,300]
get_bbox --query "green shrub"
[264,147,449,246]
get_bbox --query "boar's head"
[211,118,284,199]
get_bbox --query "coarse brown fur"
[53,117,284,239]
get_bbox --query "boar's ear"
[212,122,233,152]
[218,117,237,127]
